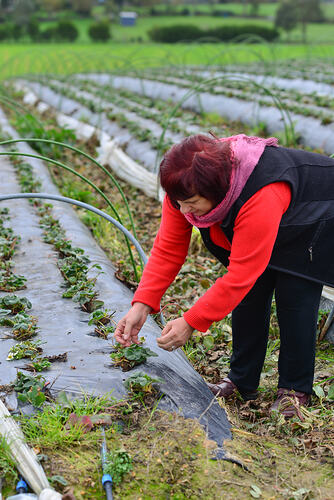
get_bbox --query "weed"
[0,437,17,485]
[104,448,133,486]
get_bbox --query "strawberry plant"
[72,288,104,313]
[58,256,90,284]
[14,371,46,407]
[6,339,43,360]
[111,342,158,371]
[88,308,114,326]
[0,311,32,327]
[0,236,18,260]
[124,371,164,396]
[94,324,115,339]
[0,294,32,313]
[89,308,116,338]
[24,357,52,372]
[0,269,27,292]
[12,317,38,340]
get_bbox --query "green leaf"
[56,390,73,408]
[327,384,334,400]
[203,335,215,350]
[250,484,262,498]
[50,475,68,487]
[313,384,325,399]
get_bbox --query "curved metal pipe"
[0,192,166,325]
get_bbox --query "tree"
[71,0,94,16]
[27,19,40,41]
[275,1,298,39]
[11,0,36,26]
[296,0,325,43]
[275,0,325,43]
[249,0,261,17]
[38,0,66,13]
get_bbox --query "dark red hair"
[159,134,233,206]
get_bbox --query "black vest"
[199,146,334,287]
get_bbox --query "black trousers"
[228,268,323,395]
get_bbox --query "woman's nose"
[179,203,191,214]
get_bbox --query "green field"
[37,14,334,44]
[1,42,334,81]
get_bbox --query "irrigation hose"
[100,428,113,500]
[0,192,166,325]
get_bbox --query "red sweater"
[132,182,291,332]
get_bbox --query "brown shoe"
[270,388,310,418]
[207,377,258,401]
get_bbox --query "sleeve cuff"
[183,309,213,333]
[131,297,160,315]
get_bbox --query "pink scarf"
[184,134,278,228]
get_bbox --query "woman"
[115,133,334,417]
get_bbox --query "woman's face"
[177,195,214,216]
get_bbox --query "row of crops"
[3,59,334,305]
[8,58,334,183]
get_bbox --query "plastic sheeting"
[0,108,232,456]
[74,73,334,156]
[13,81,163,200]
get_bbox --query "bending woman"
[115,134,334,417]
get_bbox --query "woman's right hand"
[114,302,152,347]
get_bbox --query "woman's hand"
[157,317,194,351]
[114,303,152,347]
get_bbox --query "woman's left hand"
[157,317,194,351]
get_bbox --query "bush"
[88,21,111,42]
[148,23,279,43]
[0,25,9,41]
[11,23,23,41]
[208,24,279,42]
[56,20,79,42]
[40,26,58,41]
[27,19,40,42]
[0,23,23,41]
[148,24,203,43]
[212,10,235,18]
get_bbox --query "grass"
[1,42,334,81]
[2,387,334,498]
